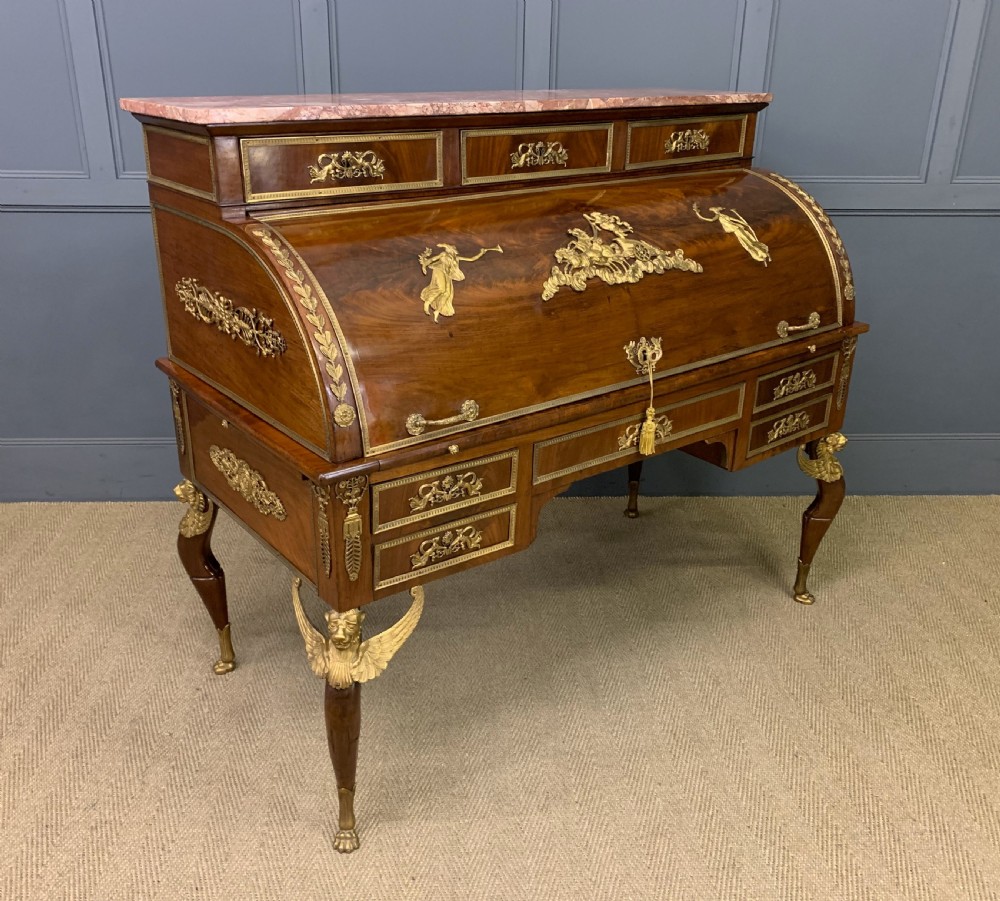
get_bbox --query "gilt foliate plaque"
[541,212,702,301]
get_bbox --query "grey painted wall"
[1,0,998,500]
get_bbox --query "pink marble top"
[119,89,771,125]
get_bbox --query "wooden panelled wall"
[1,0,998,499]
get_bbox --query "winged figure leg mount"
[292,577,424,852]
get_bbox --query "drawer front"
[752,352,839,412]
[187,399,315,576]
[747,394,832,458]
[373,505,516,590]
[461,124,613,185]
[625,114,748,170]
[372,450,518,534]
[241,131,443,203]
[533,384,745,485]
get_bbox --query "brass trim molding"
[541,211,702,301]
[372,450,518,534]
[335,476,367,582]
[241,131,443,203]
[175,277,287,357]
[625,114,748,170]
[208,446,287,520]
[374,506,516,590]
[460,123,613,185]
[251,228,356,429]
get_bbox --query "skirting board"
[0,435,998,501]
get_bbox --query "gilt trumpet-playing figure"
[291,577,424,689]
[693,203,771,265]
[418,243,503,322]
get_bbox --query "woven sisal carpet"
[2,497,999,900]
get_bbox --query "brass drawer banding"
[241,131,443,203]
[533,384,745,485]
[461,123,613,185]
[752,352,838,412]
[374,506,517,590]
[746,395,832,457]
[625,114,748,170]
[372,450,518,534]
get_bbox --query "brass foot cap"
[794,591,816,605]
[213,659,236,675]
[334,829,359,853]
[624,508,639,519]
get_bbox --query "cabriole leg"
[793,433,848,605]
[326,682,362,852]
[625,459,643,518]
[174,480,235,674]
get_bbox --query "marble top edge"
[119,90,772,124]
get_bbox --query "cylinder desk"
[120,89,866,852]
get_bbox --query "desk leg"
[624,460,643,518]
[326,682,362,853]
[794,434,848,605]
[175,480,235,674]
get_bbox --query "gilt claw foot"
[334,829,360,853]
[213,658,236,675]
[794,590,816,605]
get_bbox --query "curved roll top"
[253,167,853,457]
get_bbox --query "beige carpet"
[1,497,999,901]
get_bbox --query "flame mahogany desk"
[121,90,867,852]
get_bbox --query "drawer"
[187,398,315,576]
[752,351,839,412]
[625,114,748,170]
[372,450,518,534]
[533,384,745,485]
[461,123,613,185]
[240,131,443,203]
[373,505,517,590]
[746,394,832,458]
